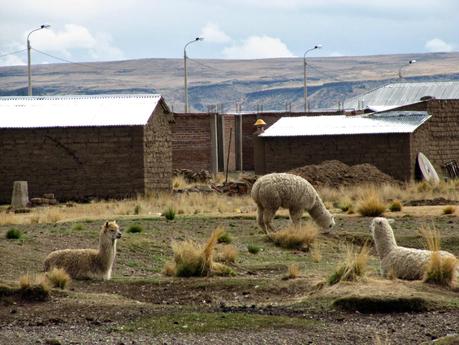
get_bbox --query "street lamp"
[184,37,204,112]
[398,59,416,80]
[303,44,322,112]
[27,24,50,96]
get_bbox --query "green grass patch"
[121,311,319,335]
[163,206,176,220]
[247,244,261,254]
[6,228,22,239]
[127,224,144,234]
[217,231,232,244]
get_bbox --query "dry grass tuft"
[284,263,301,280]
[419,226,458,287]
[328,244,370,285]
[171,175,190,189]
[388,200,402,212]
[165,228,234,277]
[216,244,238,264]
[357,190,386,217]
[46,268,71,289]
[269,223,318,250]
[310,243,322,263]
[18,274,50,301]
[442,206,456,215]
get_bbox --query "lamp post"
[27,24,50,96]
[303,44,322,112]
[398,59,416,80]
[183,37,203,113]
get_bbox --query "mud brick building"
[254,99,459,181]
[0,94,173,203]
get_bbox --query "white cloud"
[222,35,295,59]
[0,54,25,67]
[329,51,344,57]
[200,23,231,43]
[26,24,124,60]
[424,38,454,52]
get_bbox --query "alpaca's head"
[315,210,336,232]
[370,217,397,256]
[102,221,122,242]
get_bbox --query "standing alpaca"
[251,173,335,234]
[370,217,457,280]
[44,221,122,280]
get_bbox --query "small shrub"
[134,204,141,215]
[247,244,261,254]
[284,263,301,280]
[127,224,143,234]
[46,268,71,289]
[336,198,353,212]
[328,244,370,285]
[172,175,189,189]
[6,228,22,239]
[442,206,456,215]
[217,229,232,244]
[269,223,318,250]
[357,191,386,217]
[162,261,176,276]
[388,200,402,212]
[216,244,238,263]
[163,206,176,220]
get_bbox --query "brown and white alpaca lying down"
[44,221,122,280]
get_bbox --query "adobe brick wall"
[144,106,173,193]
[172,113,213,171]
[411,99,459,179]
[261,133,412,181]
[0,126,145,203]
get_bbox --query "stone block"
[11,181,29,209]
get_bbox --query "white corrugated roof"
[259,111,430,137]
[0,94,162,128]
[344,81,459,110]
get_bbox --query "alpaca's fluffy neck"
[374,226,397,259]
[97,232,116,268]
[309,197,331,228]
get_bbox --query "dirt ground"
[0,209,458,345]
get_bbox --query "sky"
[0,0,458,66]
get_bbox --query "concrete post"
[11,181,29,209]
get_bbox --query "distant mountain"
[1,52,458,112]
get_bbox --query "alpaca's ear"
[104,221,109,228]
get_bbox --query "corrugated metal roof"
[344,81,459,110]
[0,94,162,128]
[259,111,430,137]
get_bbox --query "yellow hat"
[254,119,266,126]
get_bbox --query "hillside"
[0,52,458,112]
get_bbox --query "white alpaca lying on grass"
[251,173,335,234]
[370,217,457,280]
[44,221,122,280]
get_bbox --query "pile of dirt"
[173,169,212,183]
[289,160,398,188]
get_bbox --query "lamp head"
[196,37,204,41]
[41,24,51,29]
[314,44,323,49]
[409,59,416,64]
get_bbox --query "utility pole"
[183,37,203,112]
[303,44,322,112]
[27,24,50,96]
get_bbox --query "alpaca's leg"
[263,208,276,234]
[256,205,265,231]
[289,207,304,226]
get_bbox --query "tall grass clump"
[388,200,402,212]
[127,224,143,234]
[18,274,50,301]
[420,226,458,287]
[164,228,234,277]
[357,190,386,217]
[442,206,456,215]
[163,206,176,220]
[269,223,318,250]
[46,268,71,289]
[328,244,370,285]
[6,228,22,239]
[284,263,301,280]
[172,175,189,189]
